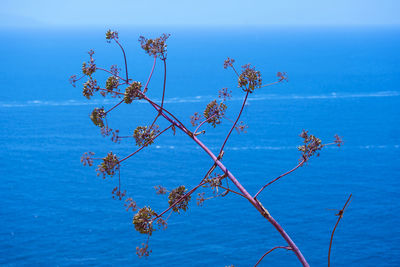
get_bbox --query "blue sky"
[1,0,399,27]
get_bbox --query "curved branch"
[160,58,167,110]
[115,40,129,81]
[216,184,247,198]
[194,114,217,134]
[254,246,292,267]
[144,56,157,91]
[254,159,305,199]
[328,194,352,267]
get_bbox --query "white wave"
[1,91,399,107]
[150,144,399,151]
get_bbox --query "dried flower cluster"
[105,76,120,96]
[139,34,170,59]
[82,78,99,99]
[223,57,235,69]
[168,186,191,213]
[133,125,160,147]
[124,81,144,103]
[82,50,96,76]
[81,151,95,166]
[124,197,137,212]
[297,130,323,160]
[96,152,119,178]
[112,186,126,200]
[105,29,119,43]
[136,243,151,258]
[90,108,105,128]
[190,112,201,127]
[238,64,262,93]
[204,100,227,127]
[154,185,167,195]
[235,121,248,133]
[218,88,232,101]
[133,207,156,234]
[277,71,289,82]
[334,134,344,147]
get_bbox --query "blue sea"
[0,26,399,266]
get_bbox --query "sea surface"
[0,26,399,266]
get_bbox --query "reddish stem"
[254,246,292,267]
[160,58,167,110]
[217,184,246,198]
[328,194,352,267]
[219,91,249,154]
[253,159,305,199]
[96,67,127,82]
[106,99,124,114]
[260,80,280,88]
[115,39,129,81]
[194,114,217,134]
[144,56,157,91]
[190,135,309,266]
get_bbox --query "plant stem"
[115,40,129,81]
[191,135,309,267]
[254,246,291,267]
[253,159,305,199]
[219,91,249,154]
[328,194,352,267]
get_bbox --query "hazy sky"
[1,0,399,27]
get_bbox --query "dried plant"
[71,30,351,266]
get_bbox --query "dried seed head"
[96,152,119,178]
[133,125,160,147]
[90,107,105,127]
[238,64,262,93]
[105,30,119,43]
[223,57,235,69]
[133,207,156,234]
[297,130,323,161]
[168,185,191,213]
[138,34,170,59]
[82,78,99,99]
[124,82,143,103]
[204,100,227,127]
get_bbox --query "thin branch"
[118,125,172,163]
[148,57,166,130]
[219,91,249,154]
[105,99,124,114]
[328,194,352,267]
[115,39,129,81]
[217,185,247,198]
[144,56,157,91]
[254,159,305,199]
[259,80,280,88]
[96,67,128,82]
[194,114,217,134]
[254,246,292,267]
[231,65,240,77]
[160,58,167,110]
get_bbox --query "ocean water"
[0,27,399,266]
